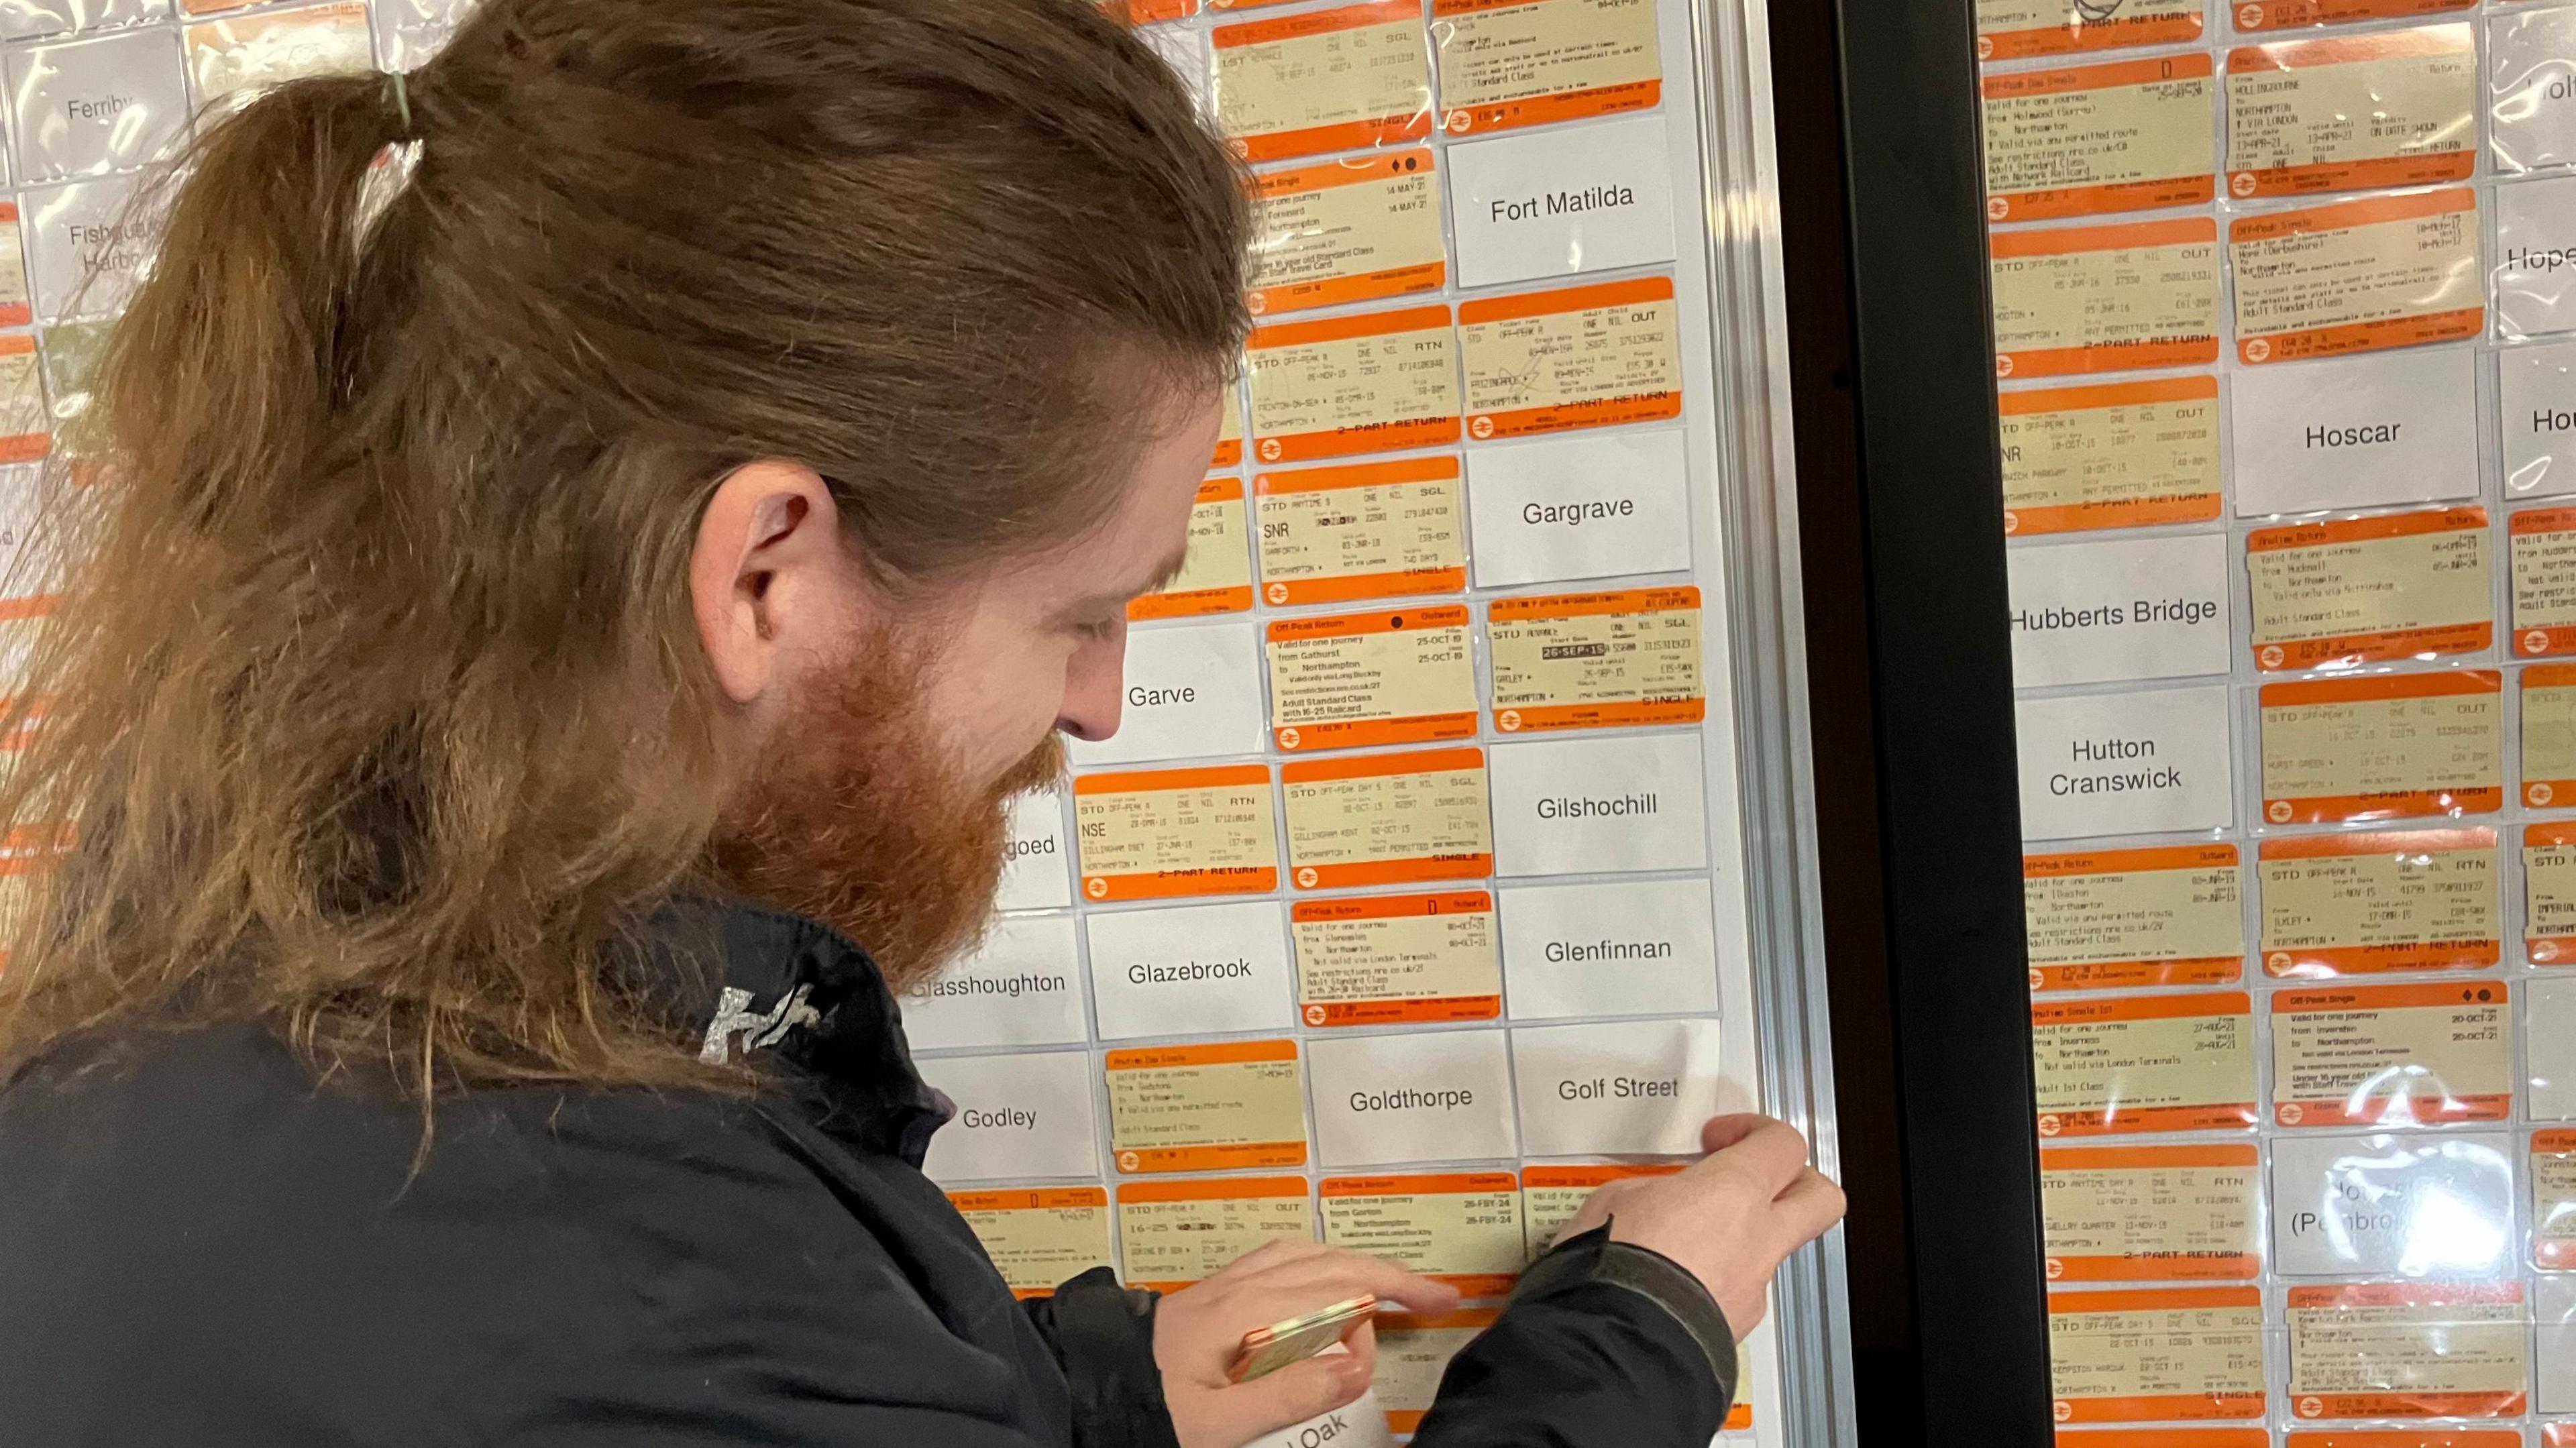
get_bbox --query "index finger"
[1235,1247,1462,1317]
[1699,1114,1813,1194]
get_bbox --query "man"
[0,0,1843,1443]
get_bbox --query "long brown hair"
[0,0,1249,1091]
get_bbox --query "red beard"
[708,638,1065,991]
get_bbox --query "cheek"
[927,632,1071,774]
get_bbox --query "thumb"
[1201,1350,1373,1448]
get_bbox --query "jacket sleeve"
[1407,1226,1737,1448]
[1022,1269,1184,1448]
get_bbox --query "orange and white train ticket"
[2524,663,2576,808]
[1974,0,2204,62]
[2512,506,2576,657]
[1073,765,1279,901]
[2269,980,2512,1127]
[2257,828,2498,978]
[1213,0,1434,162]
[1458,276,1682,440]
[1247,305,1461,464]
[2224,27,2475,199]
[1248,150,1446,317]
[1429,0,1661,137]
[2023,844,2244,993]
[2287,1435,2521,1448]
[1117,1176,1314,1292]
[2233,0,2472,36]
[0,205,28,330]
[2059,1435,2268,1448]
[1281,746,1493,889]
[2528,824,2576,964]
[1373,1308,1504,1433]
[1291,890,1502,1026]
[2048,1287,2267,1423]
[1990,219,2222,379]
[1981,55,2216,223]
[2534,1128,2576,1269]
[948,1188,1116,1298]
[1254,456,1469,606]
[2040,1144,2263,1283]
[1487,586,1705,734]
[1265,604,1479,752]
[1104,1039,1309,1174]
[2030,992,2260,1137]
[1517,1163,1683,1256]
[0,339,51,467]
[2229,188,2482,365]
[2284,1282,2528,1421]
[2245,507,2491,671]
[1998,377,2222,536]
[1320,1172,1523,1296]
[2258,670,2504,824]
[1131,479,1255,622]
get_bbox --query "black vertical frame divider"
[1825,0,2055,1443]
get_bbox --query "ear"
[690,460,862,706]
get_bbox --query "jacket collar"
[614,895,951,1166]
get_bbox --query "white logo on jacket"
[699,985,822,1064]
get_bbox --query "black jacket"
[0,898,1735,1447]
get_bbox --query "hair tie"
[384,70,414,136]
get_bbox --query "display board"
[0,0,1839,1444]
[1974,0,2576,1441]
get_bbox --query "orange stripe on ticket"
[2258,828,2492,860]
[2286,1435,2523,1448]
[1293,891,1491,923]
[1267,604,1469,642]
[2513,505,2576,535]
[1519,1163,1684,1190]
[2229,186,2475,242]
[1282,746,1483,784]
[1982,52,2212,99]
[1488,586,1698,622]
[1106,1039,1299,1070]
[2261,670,2500,707]
[1996,376,2220,415]
[2273,981,2507,1013]
[1990,217,2214,259]
[2236,0,2471,31]
[2061,1434,2267,1448]
[2033,991,2249,1025]
[2228,26,2469,70]
[1320,1172,1516,1198]
[1457,275,1672,327]
[1116,1176,1309,1204]
[1252,150,1433,199]
[1250,303,1452,351]
[1256,455,1460,495]
[2247,506,2486,551]
[2290,1282,2522,1309]
[2040,1144,2259,1170]
[949,1187,1108,1213]
[2528,823,2576,849]
[1212,0,1417,46]
[1074,764,1271,795]
[2025,843,2236,877]
[2049,1286,2260,1313]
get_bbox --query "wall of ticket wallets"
[0,0,1808,1445]
[1978,0,2576,1443]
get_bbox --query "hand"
[1554,1114,1845,1339]
[1154,1239,1461,1448]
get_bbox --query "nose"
[1056,622,1128,742]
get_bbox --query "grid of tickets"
[1978,0,2576,1443]
[0,0,1778,1443]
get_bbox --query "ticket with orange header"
[1974,0,2203,61]
[2525,664,2576,808]
[2030,992,2259,1137]
[1212,0,1433,162]
[947,1188,1115,1298]
[2534,1128,2576,1268]
[2512,506,2576,657]
[1248,150,1445,318]
[2257,828,2498,977]
[2047,1287,2267,1423]
[2528,824,2576,964]
[1131,479,1254,622]
[1282,747,1493,890]
[2284,1282,2528,1421]
[1105,1039,1308,1174]
[1266,604,1478,752]
[2040,1144,2262,1283]
[2269,980,2511,1127]
[2258,671,2504,825]
[1487,586,1705,735]
[1458,276,1682,441]
[2224,27,2475,199]
[1430,0,1660,137]
[1981,54,2215,223]
[1073,765,1279,902]
[1247,305,1461,464]
[1117,1177,1314,1292]
[1372,1308,1503,1433]
[2056,1433,2267,1448]
[1254,456,1468,606]
[1291,890,1501,1026]
[0,205,28,329]
[2229,188,2481,365]
[2245,508,2491,671]
[2023,844,2243,992]
[1998,378,2222,536]
[1319,1173,1523,1296]
[1990,219,2222,380]
[2234,0,2471,36]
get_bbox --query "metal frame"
[1684,0,1857,1443]
[1825,0,2057,1443]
